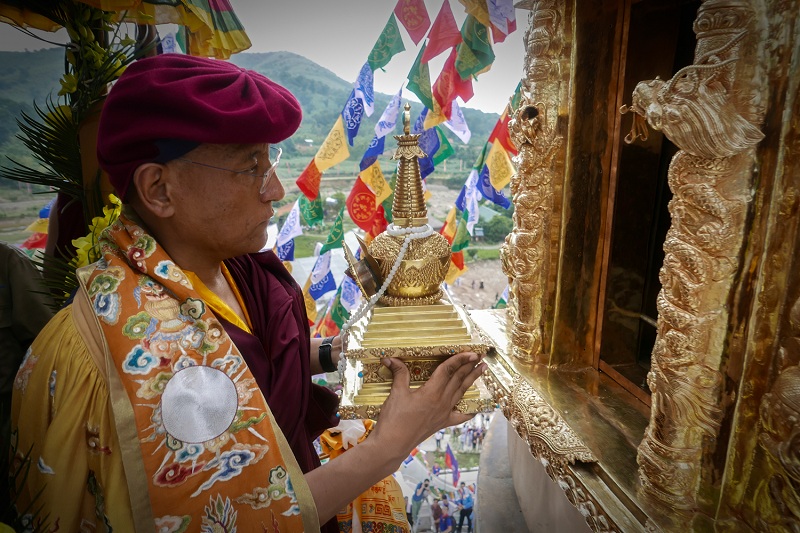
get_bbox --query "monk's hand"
[371,352,486,453]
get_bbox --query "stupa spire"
[391,103,428,228]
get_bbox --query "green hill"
[0,49,499,184]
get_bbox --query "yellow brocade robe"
[11,216,318,532]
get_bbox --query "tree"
[483,215,513,243]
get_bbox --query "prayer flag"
[440,206,458,244]
[297,158,322,200]
[368,14,406,71]
[423,99,448,129]
[432,126,455,166]
[422,0,462,62]
[375,88,404,139]
[417,124,441,179]
[458,0,491,27]
[445,255,468,284]
[432,48,474,117]
[362,160,392,205]
[394,0,431,45]
[330,288,351,328]
[451,211,471,252]
[340,276,362,313]
[488,108,517,155]
[487,0,515,39]
[302,276,318,325]
[346,176,378,232]
[276,200,303,261]
[478,162,511,209]
[456,15,495,81]
[445,443,460,486]
[320,206,345,254]
[276,200,303,247]
[342,89,365,146]
[456,155,483,234]
[276,239,295,262]
[314,116,350,172]
[406,44,434,111]
[354,62,375,117]
[368,205,389,240]
[359,135,386,172]
[486,139,515,190]
[314,308,340,338]
[443,101,471,143]
[299,194,324,227]
[493,284,509,309]
[309,251,337,300]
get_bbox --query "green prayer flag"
[451,210,471,253]
[331,289,351,328]
[473,142,490,170]
[455,15,495,80]
[510,81,523,111]
[432,126,454,166]
[382,171,396,224]
[299,195,323,227]
[406,44,434,110]
[320,206,345,254]
[368,14,406,71]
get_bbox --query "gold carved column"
[627,0,767,519]
[501,0,568,364]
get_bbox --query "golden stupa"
[337,103,494,420]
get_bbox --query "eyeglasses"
[177,146,282,195]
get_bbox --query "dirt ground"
[446,259,508,310]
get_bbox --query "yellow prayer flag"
[442,206,458,240]
[487,139,515,190]
[302,276,318,324]
[458,0,491,27]
[445,261,468,285]
[424,99,448,129]
[362,161,392,205]
[314,116,350,172]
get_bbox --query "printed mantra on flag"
[351,193,376,222]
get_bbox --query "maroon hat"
[97,54,302,199]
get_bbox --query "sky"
[0,1,527,114]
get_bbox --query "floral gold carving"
[501,0,565,363]
[505,375,595,465]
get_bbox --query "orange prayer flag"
[297,159,323,200]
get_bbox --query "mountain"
[0,49,499,174]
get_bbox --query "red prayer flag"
[432,48,474,118]
[394,0,431,45]
[296,159,322,200]
[488,110,517,155]
[450,250,464,270]
[422,0,462,62]
[367,204,389,238]
[346,176,378,232]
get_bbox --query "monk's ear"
[131,162,175,218]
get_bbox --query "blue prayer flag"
[342,89,365,146]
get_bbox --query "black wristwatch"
[319,336,337,372]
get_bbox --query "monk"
[10,54,485,531]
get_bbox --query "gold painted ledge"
[473,308,653,532]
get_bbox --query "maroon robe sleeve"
[223,252,339,472]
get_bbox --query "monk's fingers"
[435,353,483,400]
[382,357,410,397]
[445,361,487,406]
[446,411,476,428]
